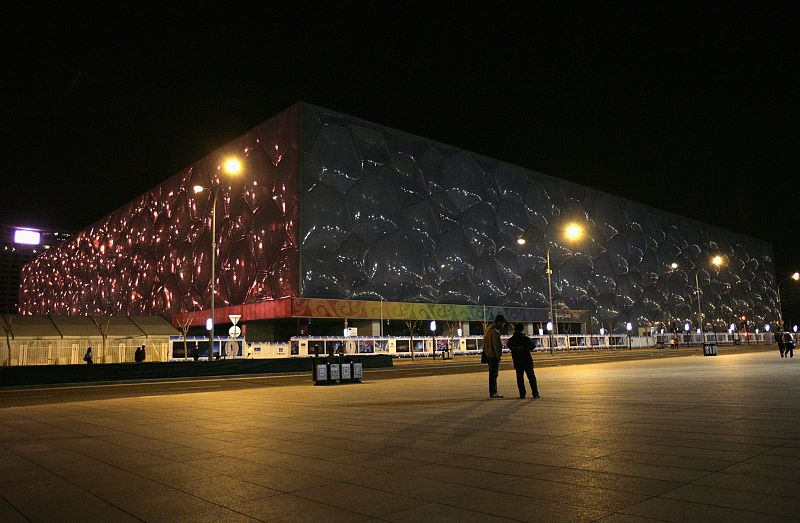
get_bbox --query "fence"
[1,336,171,366]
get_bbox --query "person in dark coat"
[775,330,786,358]
[507,323,540,399]
[134,346,142,362]
[782,331,795,358]
[83,347,93,364]
[482,315,507,398]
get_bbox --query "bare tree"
[89,316,111,363]
[0,315,11,367]
[444,320,461,358]
[175,312,195,360]
[404,319,418,361]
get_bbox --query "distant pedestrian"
[134,346,143,362]
[482,315,507,399]
[140,345,146,362]
[507,323,540,399]
[783,331,794,358]
[775,331,786,358]
[83,347,93,365]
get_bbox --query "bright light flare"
[224,158,242,175]
[14,229,41,245]
[711,255,723,267]
[193,185,204,194]
[564,223,583,241]
[516,238,526,245]
[793,272,800,281]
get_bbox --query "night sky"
[3,4,799,279]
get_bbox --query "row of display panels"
[169,335,632,360]
[168,331,774,360]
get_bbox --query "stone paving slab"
[1,350,799,521]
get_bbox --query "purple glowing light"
[14,229,41,245]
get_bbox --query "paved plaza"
[2,350,800,521]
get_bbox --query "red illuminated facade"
[20,106,300,317]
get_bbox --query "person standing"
[775,330,786,358]
[507,323,540,399]
[83,347,93,365]
[783,331,794,358]
[482,315,506,399]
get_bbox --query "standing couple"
[482,315,540,399]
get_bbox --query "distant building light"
[14,228,41,245]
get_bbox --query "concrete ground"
[1,348,799,522]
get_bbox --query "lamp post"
[673,255,724,346]
[626,322,632,349]
[518,222,583,356]
[776,272,799,326]
[193,157,242,362]
[430,320,436,359]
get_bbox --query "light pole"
[626,322,632,349]
[776,272,799,326]
[674,255,724,346]
[430,320,436,359]
[193,157,242,361]
[518,222,584,356]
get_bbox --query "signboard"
[329,363,340,381]
[315,364,327,381]
[353,362,363,379]
[341,363,351,380]
[228,325,242,338]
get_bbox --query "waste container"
[313,358,336,385]
[703,343,718,356]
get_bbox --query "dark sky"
[3,3,799,276]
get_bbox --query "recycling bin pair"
[313,357,363,385]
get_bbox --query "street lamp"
[626,322,633,349]
[776,272,800,326]
[193,157,243,362]
[522,221,584,355]
[673,255,724,345]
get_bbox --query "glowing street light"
[673,255,725,342]
[776,271,800,325]
[193,157,243,361]
[545,222,584,354]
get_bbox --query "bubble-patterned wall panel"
[300,105,779,332]
[19,106,300,317]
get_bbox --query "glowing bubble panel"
[299,104,779,332]
[19,106,300,317]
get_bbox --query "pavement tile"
[18,496,142,523]
[443,488,611,522]
[619,496,795,522]
[294,482,422,517]
[235,492,369,521]
[534,467,682,496]
[0,498,27,523]
[576,457,711,483]
[381,501,517,522]
[0,478,94,509]
[598,450,736,472]
[662,484,800,518]
[492,477,650,512]
[439,454,558,478]
[344,470,482,501]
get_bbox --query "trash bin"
[703,343,718,356]
[313,357,338,385]
[340,358,352,382]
